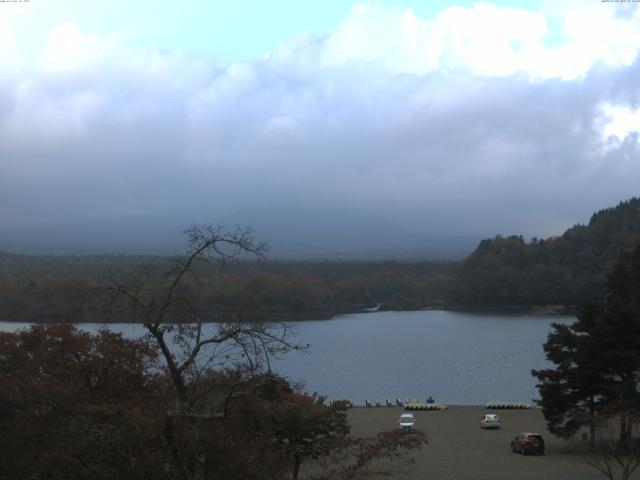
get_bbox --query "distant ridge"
[450,197,640,310]
[0,207,479,260]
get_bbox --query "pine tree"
[533,244,640,445]
[592,245,640,443]
[533,307,604,446]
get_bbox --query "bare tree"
[584,441,640,480]
[104,224,305,480]
[584,413,640,480]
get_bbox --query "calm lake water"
[0,310,573,405]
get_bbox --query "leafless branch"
[584,438,640,480]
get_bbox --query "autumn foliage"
[0,324,165,479]
[0,325,425,480]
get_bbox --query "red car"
[511,432,545,455]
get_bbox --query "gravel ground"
[347,406,631,480]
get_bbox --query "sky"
[1,0,639,256]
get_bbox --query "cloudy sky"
[1,0,639,256]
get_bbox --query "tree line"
[0,252,454,323]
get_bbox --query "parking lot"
[347,406,618,480]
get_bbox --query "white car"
[399,413,416,431]
[480,414,500,429]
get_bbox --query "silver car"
[480,413,500,429]
[399,413,416,431]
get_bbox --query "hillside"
[450,197,640,311]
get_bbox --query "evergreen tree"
[591,245,640,443]
[533,244,640,445]
[533,306,604,446]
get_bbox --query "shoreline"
[0,304,577,325]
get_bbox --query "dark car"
[511,432,545,455]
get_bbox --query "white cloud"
[0,19,23,73]
[599,102,640,150]
[42,22,118,74]
[270,2,640,80]
[0,2,639,243]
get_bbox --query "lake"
[0,310,573,405]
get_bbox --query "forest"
[450,197,640,311]
[0,253,453,323]
[1,197,640,322]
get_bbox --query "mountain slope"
[451,197,640,309]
